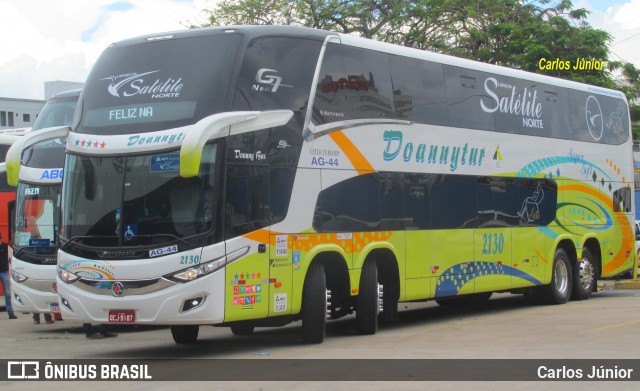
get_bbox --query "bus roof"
[107,25,627,102]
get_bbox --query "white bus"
[7,89,80,317]
[16,26,633,344]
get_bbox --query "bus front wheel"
[301,263,327,344]
[171,325,199,344]
[356,260,379,335]
[542,248,572,305]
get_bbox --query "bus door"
[224,165,271,321]
[268,233,293,316]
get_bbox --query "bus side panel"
[473,227,512,293]
[224,236,270,322]
[604,181,634,276]
[405,229,475,300]
[510,228,546,289]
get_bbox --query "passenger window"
[390,55,447,125]
[233,37,322,115]
[444,66,495,131]
[313,44,394,124]
[314,173,381,232]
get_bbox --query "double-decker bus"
[21,26,632,344]
[6,89,80,317]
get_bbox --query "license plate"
[50,303,60,314]
[108,309,135,323]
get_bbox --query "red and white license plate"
[50,303,60,314]
[108,309,135,323]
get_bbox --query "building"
[0,80,84,130]
[0,97,44,130]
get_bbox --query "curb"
[598,279,640,291]
[612,280,640,290]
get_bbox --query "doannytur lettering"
[127,132,185,147]
[383,130,486,172]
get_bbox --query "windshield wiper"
[13,247,26,259]
[60,235,115,251]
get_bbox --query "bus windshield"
[14,183,61,259]
[62,143,219,250]
[32,95,77,131]
[77,33,242,135]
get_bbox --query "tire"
[356,261,379,335]
[301,263,327,344]
[379,262,399,323]
[571,248,596,301]
[230,324,255,336]
[171,325,199,344]
[541,248,572,305]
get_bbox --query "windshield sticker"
[28,238,50,247]
[253,68,292,93]
[123,224,137,241]
[151,154,180,172]
[28,238,51,253]
[101,71,184,99]
[149,245,178,258]
[25,187,40,196]
[15,232,30,247]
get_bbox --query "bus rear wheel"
[301,263,327,344]
[571,248,595,301]
[542,248,572,305]
[171,325,199,344]
[356,261,379,335]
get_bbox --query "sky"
[0,0,639,101]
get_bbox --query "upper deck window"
[77,33,242,135]
[313,43,394,124]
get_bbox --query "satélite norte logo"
[253,68,292,93]
[101,71,183,99]
[480,77,544,130]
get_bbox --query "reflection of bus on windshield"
[20,26,634,345]
[6,89,79,317]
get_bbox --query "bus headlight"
[167,246,249,282]
[169,258,226,282]
[11,270,28,283]
[165,246,249,282]
[57,267,80,283]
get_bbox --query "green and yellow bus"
[11,26,633,344]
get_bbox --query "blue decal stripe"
[435,261,542,297]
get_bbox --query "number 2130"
[482,233,504,255]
